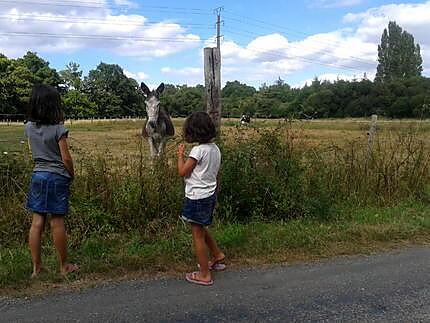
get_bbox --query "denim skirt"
[181,194,217,226]
[27,171,71,215]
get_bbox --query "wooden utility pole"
[204,7,223,134]
[204,47,221,133]
[216,7,222,49]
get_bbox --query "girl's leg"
[29,213,46,277]
[191,224,211,281]
[50,215,78,275]
[204,228,225,263]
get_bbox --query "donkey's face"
[140,82,165,129]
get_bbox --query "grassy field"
[2,117,430,154]
[1,117,429,294]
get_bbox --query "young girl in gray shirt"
[25,84,79,278]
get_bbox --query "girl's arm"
[177,144,197,177]
[58,137,74,178]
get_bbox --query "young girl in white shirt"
[177,112,225,286]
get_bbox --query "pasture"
[2,117,430,154]
[1,118,430,292]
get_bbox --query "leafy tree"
[62,90,96,119]
[1,49,429,120]
[221,81,257,117]
[3,61,34,114]
[84,63,143,117]
[160,84,204,117]
[376,21,423,82]
[222,81,256,99]
[304,89,335,118]
[60,62,83,91]
[0,54,11,114]
[17,52,61,87]
[0,52,61,115]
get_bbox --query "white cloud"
[311,0,364,8]
[216,1,430,86]
[160,67,203,85]
[294,72,374,88]
[113,0,136,8]
[0,1,201,58]
[124,70,149,82]
[342,1,430,73]
[161,67,202,76]
[139,1,430,87]
[217,30,376,86]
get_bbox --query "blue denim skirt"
[27,171,71,215]
[181,194,217,226]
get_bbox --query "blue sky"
[0,0,429,88]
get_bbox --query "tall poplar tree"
[375,21,423,82]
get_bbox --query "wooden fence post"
[204,47,221,135]
[367,114,378,156]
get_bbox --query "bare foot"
[209,252,225,267]
[185,271,213,286]
[61,263,80,276]
[31,270,40,279]
[31,267,44,279]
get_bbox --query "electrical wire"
[223,11,377,65]
[223,28,376,69]
[0,14,214,29]
[0,31,204,42]
[222,36,369,73]
[0,0,213,15]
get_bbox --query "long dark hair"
[27,84,64,125]
[183,112,217,144]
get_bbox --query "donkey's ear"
[155,83,165,97]
[140,82,151,96]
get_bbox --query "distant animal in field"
[300,111,318,120]
[240,114,251,125]
[140,82,175,157]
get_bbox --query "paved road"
[1,247,429,322]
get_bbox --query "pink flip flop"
[197,260,227,272]
[185,272,214,286]
[209,259,226,271]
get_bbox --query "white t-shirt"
[185,143,221,200]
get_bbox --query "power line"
[224,37,369,73]
[0,2,373,73]
[223,11,377,65]
[0,14,214,29]
[223,27,376,69]
[224,11,340,43]
[0,29,364,73]
[0,31,205,43]
[224,16,377,66]
[0,0,213,15]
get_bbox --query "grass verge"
[1,202,429,296]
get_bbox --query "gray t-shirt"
[24,122,71,178]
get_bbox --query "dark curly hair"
[183,112,217,144]
[27,84,64,125]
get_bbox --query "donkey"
[140,82,175,157]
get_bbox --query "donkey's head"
[140,82,165,130]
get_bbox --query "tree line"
[0,21,428,120]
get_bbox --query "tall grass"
[323,127,430,204]
[0,123,429,247]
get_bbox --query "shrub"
[1,123,429,247]
[218,126,333,222]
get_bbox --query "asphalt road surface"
[1,247,429,322]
